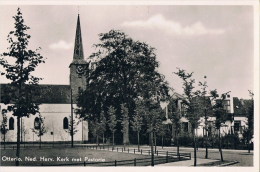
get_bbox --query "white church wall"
[0,103,88,143]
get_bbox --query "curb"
[218,161,239,166]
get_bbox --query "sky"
[0,5,255,99]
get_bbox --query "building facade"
[0,15,89,143]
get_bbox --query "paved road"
[150,146,253,166]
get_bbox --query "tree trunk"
[176,132,180,155]
[162,136,164,149]
[137,131,140,152]
[103,134,105,148]
[150,131,154,166]
[154,133,157,153]
[193,128,197,166]
[96,135,99,146]
[112,132,115,149]
[4,132,6,150]
[39,135,42,149]
[218,129,224,162]
[205,128,208,159]
[16,116,21,166]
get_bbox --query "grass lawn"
[0,147,154,166]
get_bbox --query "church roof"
[0,84,71,104]
[70,14,87,66]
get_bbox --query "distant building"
[0,15,89,143]
[165,92,251,139]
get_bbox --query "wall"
[0,103,88,143]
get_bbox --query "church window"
[9,117,14,130]
[34,117,40,129]
[63,117,69,129]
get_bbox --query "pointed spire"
[73,14,84,60]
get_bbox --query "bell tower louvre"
[69,14,88,102]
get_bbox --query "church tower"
[69,14,88,102]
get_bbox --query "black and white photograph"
[0,0,259,171]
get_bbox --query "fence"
[42,145,191,166]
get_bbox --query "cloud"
[49,40,73,50]
[121,14,225,36]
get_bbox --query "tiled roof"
[0,84,71,104]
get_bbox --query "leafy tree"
[65,114,79,147]
[210,89,227,162]
[242,90,254,153]
[131,106,143,151]
[168,98,181,154]
[77,30,169,143]
[156,121,168,149]
[174,68,201,166]
[107,106,117,149]
[31,114,47,148]
[0,109,9,149]
[99,110,106,147]
[89,119,100,145]
[0,8,45,165]
[121,103,129,147]
[196,76,211,158]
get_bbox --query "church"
[0,15,89,143]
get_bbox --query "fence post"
[148,150,150,155]
[84,161,86,166]
[134,149,135,154]
[141,149,142,155]
[166,151,168,163]
[190,153,191,160]
[134,158,136,166]
[115,160,117,166]
[178,153,181,160]
[157,150,158,156]
[128,148,129,153]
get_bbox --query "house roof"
[0,84,71,104]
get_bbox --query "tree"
[196,76,211,158]
[31,114,47,148]
[65,114,79,147]
[0,8,45,165]
[242,90,254,153]
[89,119,100,145]
[77,30,169,143]
[174,68,201,166]
[156,122,168,149]
[121,103,129,147]
[99,110,107,147]
[108,106,117,149]
[210,89,227,162]
[168,98,181,155]
[131,106,143,151]
[0,109,9,149]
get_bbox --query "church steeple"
[73,14,84,60]
[69,14,88,101]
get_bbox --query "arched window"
[34,117,40,129]
[9,117,14,130]
[63,117,69,129]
